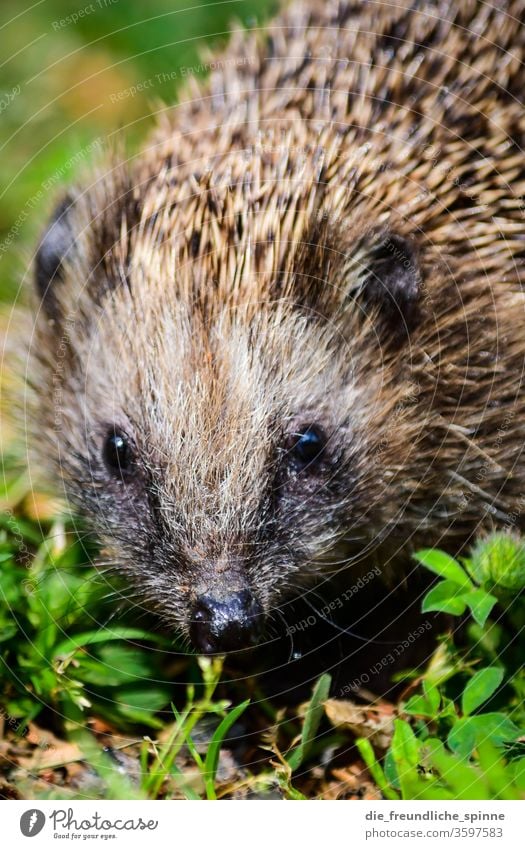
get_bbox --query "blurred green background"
[0,0,275,304]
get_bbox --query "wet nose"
[189,590,263,654]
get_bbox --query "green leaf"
[392,718,420,767]
[53,628,163,658]
[422,581,468,616]
[117,685,171,712]
[356,738,399,800]
[462,589,498,627]
[462,667,504,716]
[428,738,489,800]
[204,699,250,799]
[446,717,477,759]
[0,625,18,642]
[448,713,521,758]
[414,549,473,590]
[384,747,400,790]
[77,644,155,686]
[423,680,440,713]
[287,673,331,772]
[404,694,434,717]
[390,719,423,798]
[404,681,441,717]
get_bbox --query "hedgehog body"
[32,0,525,651]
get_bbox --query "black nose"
[189,590,263,654]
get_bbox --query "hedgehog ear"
[353,229,421,335]
[35,196,76,320]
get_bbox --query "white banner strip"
[2,800,524,848]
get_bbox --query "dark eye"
[288,424,326,469]
[103,430,132,476]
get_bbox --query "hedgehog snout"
[189,589,263,654]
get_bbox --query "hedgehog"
[30,0,525,655]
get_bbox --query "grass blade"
[204,699,250,799]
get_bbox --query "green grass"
[0,0,524,801]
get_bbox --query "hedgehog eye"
[103,430,132,476]
[287,424,326,469]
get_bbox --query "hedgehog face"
[32,188,423,653]
[33,258,370,651]
[78,304,361,653]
